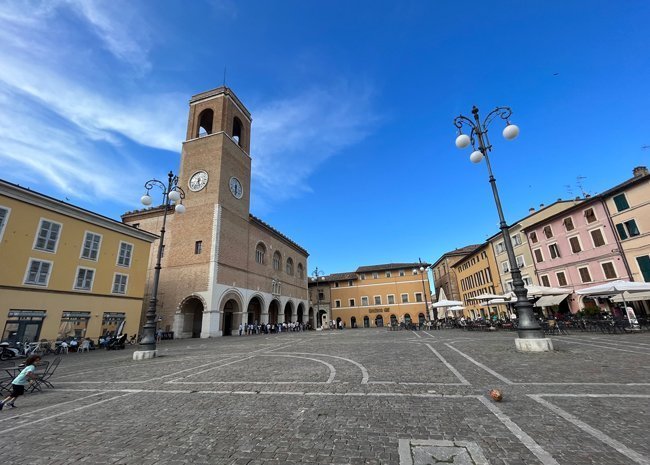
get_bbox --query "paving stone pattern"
[0,329,649,464]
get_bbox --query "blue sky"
[1,1,648,277]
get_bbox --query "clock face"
[229,177,243,199]
[189,171,208,192]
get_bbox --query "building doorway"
[418,313,425,326]
[404,313,412,326]
[222,299,239,336]
[363,315,369,328]
[390,314,397,327]
[179,297,204,338]
[269,300,280,325]
[284,302,293,323]
[318,310,327,327]
[309,308,314,327]
[297,303,305,323]
[375,315,384,327]
[350,316,357,328]
[247,297,262,325]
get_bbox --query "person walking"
[0,355,41,410]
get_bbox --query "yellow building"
[0,179,156,344]
[322,263,432,328]
[452,244,503,319]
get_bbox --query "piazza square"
[1,2,650,465]
[1,328,649,465]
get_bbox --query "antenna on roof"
[576,176,588,197]
[565,185,573,197]
[223,66,227,87]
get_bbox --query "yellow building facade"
[325,263,432,328]
[0,180,156,344]
[452,244,503,319]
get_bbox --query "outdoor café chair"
[30,356,61,392]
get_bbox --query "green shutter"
[616,223,628,240]
[613,194,630,212]
[637,256,650,282]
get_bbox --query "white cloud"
[0,86,148,206]
[64,0,153,71]
[251,84,379,209]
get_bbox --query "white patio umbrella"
[431,299,464,308]
[525,285,573,297]
[576,280,650,296]
[466,293,505,301]
[577,280,650,327]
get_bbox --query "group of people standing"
[238,321,309,336]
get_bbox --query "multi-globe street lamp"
[133,171,186,360]
[413,261,431,326]
[453,106,551,351]
[312,267,326,328]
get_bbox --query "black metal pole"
[139,171,175,352]
[469,107,543,340]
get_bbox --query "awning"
[535,294,568,307]
[611,291,650,303]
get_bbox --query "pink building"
[523,198,630,313]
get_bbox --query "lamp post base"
[515,338,554,352]
[133,349,158,360]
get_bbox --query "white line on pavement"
[271,352,370,384]
[529,395,650,465]
[0,392,104,423]
[477,395,560,465]
[426,343,471,385]
[444,343,514,385]
[258,354,336,383]
[411,331,422,339]
[1,392,137,433]
[534,394,650,398]
[557,339,648,354]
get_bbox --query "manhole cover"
[399,439,489,465]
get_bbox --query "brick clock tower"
[123,87,309,338]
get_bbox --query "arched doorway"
[284,302,293,323]
[404,313,412,326]
[363,315,369,328]
[418,313,425,326]
[297,303,305,323]
[318,310,327,327]
[350,316,357,328]
[336,317,342,328]
[222,299,239,336]
[179,297,204,338]
[247,296,262,325]
[390,314,397,327]
[375,315,384,327]
[308,307,314,327]
[269,300,280,325]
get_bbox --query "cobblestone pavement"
[1,329,649,465]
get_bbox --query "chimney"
[633,166,649,177]
[529,207,535,214]
[539,203,545,208]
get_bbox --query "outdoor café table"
[1,366,21,393]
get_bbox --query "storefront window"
[2,310,46,345]
[58,312,91,340]
[102,312,126,337]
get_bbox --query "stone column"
[202,309,222,338]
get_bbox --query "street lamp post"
[312,267,325,329]
[414,260,431,326]
[453,106,552,352]
[133,171,186,360]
